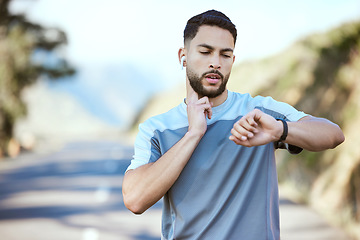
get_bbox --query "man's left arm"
[229,109,345,152]
[285,115,344,151]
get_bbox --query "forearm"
[122,131,202,214]
[285,116,345,152]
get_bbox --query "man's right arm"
[122,131,202,214]
[122,94,212,214]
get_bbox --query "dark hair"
[184,10,237,45]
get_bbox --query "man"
[122,10,344,240]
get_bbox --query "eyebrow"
[197,44,234,53]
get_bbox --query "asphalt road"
[0,140,351,240]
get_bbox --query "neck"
[185,80,228,107]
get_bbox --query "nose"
[209,56,221,70]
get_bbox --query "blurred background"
[0,0,360,239]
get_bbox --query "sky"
[9,0,360,129]
[11,0,360,86]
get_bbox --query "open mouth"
[204,73,221,84]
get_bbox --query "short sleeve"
[125,122,162,172]
[254,96,308,122]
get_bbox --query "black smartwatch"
[276,118,288,142]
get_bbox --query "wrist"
[185,129,204,140]
[276,118,288,142]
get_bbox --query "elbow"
[304,129,345,152]
[122,171,149,215]
[319,128,345,151]
[122,172,143,214]
[329,123,345,149]
[122,191,147,215]
[123,197,145,215]
[124,201,146,215]
[331,131,345,149]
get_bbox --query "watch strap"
[276,118,288,142]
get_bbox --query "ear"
[178,47,186,65]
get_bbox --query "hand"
[229,109,282,147]
[186,92,213,137]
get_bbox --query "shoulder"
[140,103,187,134]
[229,91,267,106]
[226,91,261,112]
[252,95,307,121]
[230,91,307,121]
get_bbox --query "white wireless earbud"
[181,56,186,70]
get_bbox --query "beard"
[186,68,230,98]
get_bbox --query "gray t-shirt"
[127,90,307,240]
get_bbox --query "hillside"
[131,20,360,238]
[256,21,360,238]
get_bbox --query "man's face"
[185,25,235,98]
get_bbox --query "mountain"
[13,61,164,152]
[14,80,121,152]
[46,62,161,128]
[131,20,360,239]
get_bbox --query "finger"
[245,109,264,127]
[240,112,259,130]
[209,102,214,119]
[197,96,210,104]
[252,109,263,122]
[229,135,250,146]
[234,124,256,137]
[229,135,239,143]
[200,103,212,119]
[206,103,213,119]
[233,121,256,138]
[230,128,250,140]
[245,116,259,131]
[197,97,213,119]
[235,118,257,134]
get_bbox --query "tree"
[0,0,75,157]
